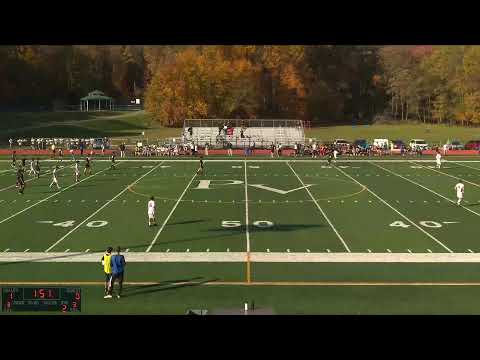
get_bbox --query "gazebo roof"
[80,90,113,101]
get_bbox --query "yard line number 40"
[52,220,109,228]
[389,220,458,229]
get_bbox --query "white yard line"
[0,165,110,225]
[244,160,250,254]
[1,251,480,262]
[451,161,480,172]
[287,161,351,252]
[45,162,163,252]
[412,161,480,188]
[334,165,453,253]
[146,171,197,252]
[372,162,480,218]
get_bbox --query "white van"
[409,139,429,151]
[373,139,389,149]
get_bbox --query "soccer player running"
[455,179,464,206]
[196,156,204,175]
[49,165,61,190]
[74,160,80,183]
[11,150,16,168]
[34,159,41,179]
[27,158,36,177]
[147,196,156,227]
[110,152,116,170]
[110,247,126,299]
[101,247,113,298]
[435,151,442,169]
[16,167,25,195]
[84,156,91,176]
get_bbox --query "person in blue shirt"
[110,247,126,299]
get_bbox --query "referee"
[110,247,126,299]
[101,247,113,299]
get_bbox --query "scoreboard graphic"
[2,287,81,312]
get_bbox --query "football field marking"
[372,162,480,218]
[244,160,251,283]
[287,161,351,252]
[0,165,111,225]
[45,162,164,252]
[412,161,480,188]
[451,162,480,172]
[146,171,198,252]
[334,166,453,253]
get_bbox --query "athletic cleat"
[104,294,112,299]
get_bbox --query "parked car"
[465,140,480,150]
[392,140,407,150]
[444,140,464,150]
[353,139,369,150]
[373,138,389,149]
[409,139,429,151]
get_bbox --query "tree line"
[1,45,479,127]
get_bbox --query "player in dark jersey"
[34,159,41,179]
[196,156,204,175]
[16,167,25,194]
[327,151,334,167]
[110,152,116,170]
[84,157,91,176]
[21,158,26,169]
[11,151,16,168]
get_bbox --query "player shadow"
[167,219,206,226]
[121,277,216,298]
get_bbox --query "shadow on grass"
[121,277,217,298]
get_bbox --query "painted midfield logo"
[194,180,314,194]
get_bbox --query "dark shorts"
[112,272,124,283]
[105,273,112,282]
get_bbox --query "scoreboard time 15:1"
[2,287,81,312]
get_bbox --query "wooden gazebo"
[80,90,114,111]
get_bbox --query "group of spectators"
[133,142,202,157]
[8,137,109,151]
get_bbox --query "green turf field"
[2,158,480,314]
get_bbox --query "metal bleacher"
[182,119,305,148]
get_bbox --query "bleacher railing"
[182,119,305,148]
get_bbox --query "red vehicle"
[464,140,480,150]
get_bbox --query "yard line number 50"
[222,220,274,228]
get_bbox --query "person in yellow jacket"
[101,247,113,299]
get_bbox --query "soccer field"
[3,157,480,314]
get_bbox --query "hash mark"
[468,249,474,253]
[64,249,70,253]
[186,249,190,252]
[85,249,90,252]
[407,249,412,253]
[24,249,30,252]
[306,249,310,253]
[427,249,432,253]
[206,249,210,252]
[286,249,290,253]
[166,249,170,252]
[227,248,230,252]
[3,248,9,252]
[387,249,392,253]
[367,249,372,253]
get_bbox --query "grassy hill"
[1,111,480,146]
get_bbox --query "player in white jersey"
[435,152,442,169]
[49,166,61,190]
[454,180,464,206]
[74,161,80,183]
[28,159,36,176]
[333,149,338,162]
[147,196,156,226]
